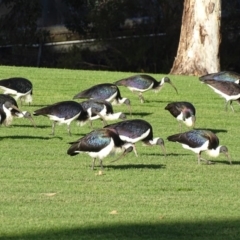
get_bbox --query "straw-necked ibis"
[80,99,126,128]
[199,71,240,84]
[0,94,36,127]
[114,75,178,103]
[67,128,134,170]
[104,119,166,157]
[73,83,131,115]
[199,79,240,112]
[0,77,33,105]
[0,101,23,126]
[167,129,231,165]
[165,101,196,131]
[33,101,84,136]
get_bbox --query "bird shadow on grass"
[140,152,189,157]
[71,133,87,138]
[13,124,50,129]
[2,219,240,240]
[147,99,174,104]
[165,153,190,157]
[128,112,153,117]
[105,163,166,170]
[28,104,48,108]
[211,160,240,165]
[193,128,228,134]
[0,135,63,140]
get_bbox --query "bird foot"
[206,160,215,165]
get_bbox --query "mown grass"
[0,66,240,240]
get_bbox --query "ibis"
[67,128,134,170]
[165,101,196,131]
[0,94,35,127]
[114,74,178,103]
[73,83,132,115]
[0,77,33,105]
[199,71,240,84]
[80,99,126,128]
[0,101,23,126]
[104,119,166,157]
[167,129,231,165]
[200,79,240,112]
[33,101,84,136]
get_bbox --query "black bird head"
[219,146,231,165]
[23,111,36,128]
[148,137,166,157]
[14,110,36,128]
[156,138,166,157]
[161,77,178,94]
[110,143,134,163]
[4,101,21,112]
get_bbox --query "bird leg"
[138,92,145,103]
[51,121,56,135]
[67,124,72,136]
[96,113,108,126]
[132,144,138,157]
[99,159,104,170]
[224,100,229,111]
[229,100,235,112]
[89,120,93,129]
[197,153,213,165]
[225,100,235,112]
[92,158,96,170]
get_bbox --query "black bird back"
[67,128,125,156]
[167,130,219,149]
[0,77,32,94]
[80,99,114,116]
[105,119,153,141]
[165,102,196,118]
[73,83,122,102]
[33,101,83,119]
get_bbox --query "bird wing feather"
[34,101,82,119]
[67,129,112,155]
[167,130,206,148]
[115,75,155,90]
[105,120,152,140]
[73,84,118,99]
[199,71,240,82]
[0,78,32,93]
[202,80,240,95]
[165,102,195,118]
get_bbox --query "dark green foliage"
[220,0,240,71]
[0,0,43,45]
[1,1,240,74]
[62,0,164,38]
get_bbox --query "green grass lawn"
[0,66,240,240]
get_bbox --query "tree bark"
[170,0,221,76]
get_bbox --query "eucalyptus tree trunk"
[170,0,221,76]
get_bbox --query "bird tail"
[167,133,181,142]
[113,80,119,85]
[113,78,125,86]
[67,142,80,156]
[73,89,88,99]
[33,107,50,116]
